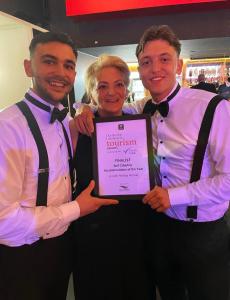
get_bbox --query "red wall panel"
[66,0,225,16]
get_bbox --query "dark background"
[0,0,229,54]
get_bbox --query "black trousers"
[0,230,73,300]
[72,203,155,300]
[147,212,230,300]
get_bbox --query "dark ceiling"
[1,0,230,60]
[79,37,230,62]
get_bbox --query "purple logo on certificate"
[118,124,124,130]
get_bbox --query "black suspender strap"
[24,92,75,199]
[16,101,49,206]
[187,95,225,219]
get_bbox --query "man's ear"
[24,59,33,77]
[176,58,183,75]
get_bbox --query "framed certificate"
[92,114,155,200]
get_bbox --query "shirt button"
[163,175,167,178]
[162,157,166,160]
[160,141,163,144]
[160,119,163,122]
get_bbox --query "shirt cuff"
[60,201,80,224]
[168,186,191,206]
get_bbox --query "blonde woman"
[71,55,154,300]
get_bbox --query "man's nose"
[151,59,161,72]
[55,63,66,76]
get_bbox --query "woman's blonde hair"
[85,54,130,101]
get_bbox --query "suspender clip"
[38,168,49,174]
[187,205,197,219]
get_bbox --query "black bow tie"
[24,93,68,123]
[143,100,169,117]
[50,107,69,123]
[143,84,181,117]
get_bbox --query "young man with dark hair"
[132,25,230,300]
[0,31,117,300]
[75,25,230,300]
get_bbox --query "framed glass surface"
[92,114,155,200]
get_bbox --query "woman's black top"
[71,112,154,300]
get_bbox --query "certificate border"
[92,114,154,200]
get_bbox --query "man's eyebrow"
[160,52,171,56]
[139,55,150,61]
[65,59,76,66]
[41,54,57,60]
[41,54,76,66]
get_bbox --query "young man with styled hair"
[75,25,230,300]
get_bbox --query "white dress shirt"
[0,90,80,246]
[124,84,230,221]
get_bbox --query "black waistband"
[159,213,225,226]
